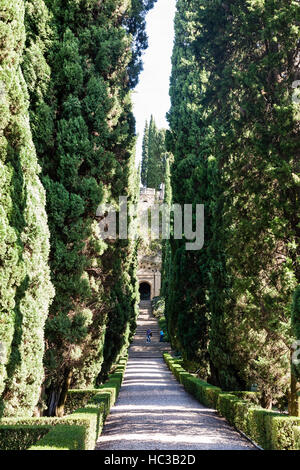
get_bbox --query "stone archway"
[139,282,151,301]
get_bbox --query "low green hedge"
[163,352,300,450]
[29,424,87,450]
[0,425,51,451]
[293,426,300,450]
[0,356,127,450]
[0,405,103,452]
[65,359,127,416]
[163,354,221,408]
[0,417,62,451]
[28,404,103,450]
[64,390,97,415]
[270,416,300,450]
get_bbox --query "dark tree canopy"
[163,0,300,407]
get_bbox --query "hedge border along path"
[163,353,300,450]
[0,357,127,450]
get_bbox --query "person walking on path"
[160,330,164,342]
[146,328,152,343]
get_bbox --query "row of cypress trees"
[141,115,167,189]
[164,0,300,411]
[0,0,155,418]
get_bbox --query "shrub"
[151,297,165,318]
[63,406,102,449]
[65,357,127,415]
[0,425,51,451]
[164,353,221,408]
[0,417,62,450]
[0,353,126,450]
[217,393,241,426]
[246,408,278,449]
[233,400,253,435]
[28,424,88,450]
[28,402,104,450]
[270,416,300,450]
[64,390,98,415]
[293,426,300,450]
[91,392,114,418]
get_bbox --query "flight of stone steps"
[129,300,172,359]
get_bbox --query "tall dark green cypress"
[165,1,210,373]
[141,115,167,189]
[205,0,299,405]
[0,0,54,417]
[147,115,166,189]
[164,0,299,406]
[21,0,155,415]
[141,120,149,186]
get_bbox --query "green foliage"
[64,390,98,416]
[65,357,127,415]
[27,357,127,450]
[164,0,300,405]
[28,424,88,450]
[0,357,127,450]
[0,405,103,450]
[151,296,165,318]
[294,426,300,450]
[0,0,54,417]
[0,425,50,451]
[270,416,300,450]
[163,353,221,408]
[158,317,169,342]
[19,0,153,414]
[0,388,107,450]
[141,115,168,189]
[141,120,149,186]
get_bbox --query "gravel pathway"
[95,303,255,450]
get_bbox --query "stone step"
[129,302,172,360]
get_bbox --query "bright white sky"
[132,0,177,166]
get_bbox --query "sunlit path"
[95,303,255,450]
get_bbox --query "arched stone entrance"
[139,282,151,301]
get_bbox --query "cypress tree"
[164,0,299,405]
[141,120,149,186]
[147,115,166,189]
[207,0,299,405]
[0,0,54,417]
[165,1,210,373]
[21,0,155,415]
[141,115,167,189]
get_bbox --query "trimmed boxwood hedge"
[0,401,104,451]
[0,417,62,450]
[0,425,51,451]
[65,358,127,415]
[29,424,88,451]
[64,390,98,415]
[294,426,300,450]
[163,353,300,450]
[0,356,127,450]
[29,405,103,451]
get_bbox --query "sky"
[132,0,177,166]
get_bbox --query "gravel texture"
[95,304,256,450]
